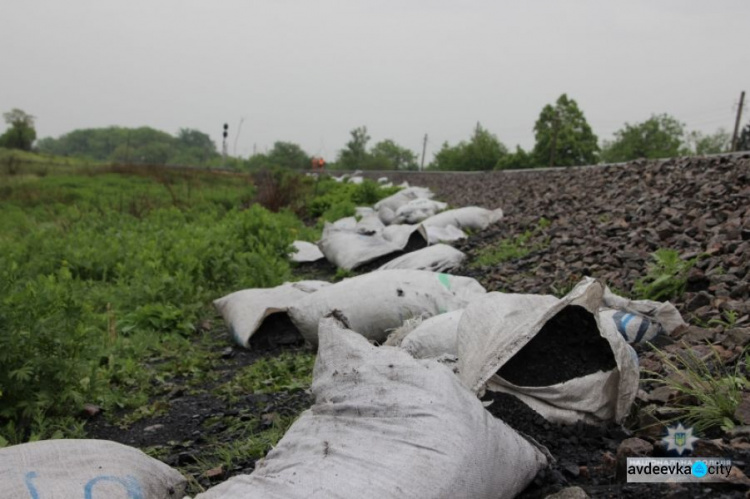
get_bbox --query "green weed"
[708,310,740,329]
[334,268,356,281]
[644,343,749,432]
[472,218,550,267]
[184,414,300,496]
[633,249,699,301]
[219,352,315,403]
[307,177,398,224]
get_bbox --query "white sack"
[318,222,399,270]
[457,278,639,424]
[354,213,385,235]
[291,240,324,263]
[378,244,465,272]
[396,310,464,359]
[381,223,429,250]
[426,224,468,244]
[214,280,330,348]
[355,206,375,217]
[423,206,504,231]
[348,176,364,184]
[374,186,433,212]
[377,176,389,184]
[332,216,357,230]
[394,198,448,224]
[377,206,396,225]
[0,439,186,499]
[289,270,486,346]
[195,316,547,499]
[599,287,686,344]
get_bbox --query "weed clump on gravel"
[472,217,550,267]
[644,342,749,433]
[632,249,699,301]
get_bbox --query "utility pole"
[222,123,228,167]
[549,111,560,167]
[420,133,428,171]
[731,91,746,152]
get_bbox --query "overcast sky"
[2,0,748,160]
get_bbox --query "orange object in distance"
[311,157,326,171]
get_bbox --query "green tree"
[431,141,463,171]
[600,114,686,163]
[37,126,221,165]
[430,123,508,171]
[245,152,270,170]
[685,128,730,155]
[496,145,535,170]
[337,126,370,170]
[533,94,599,167]
[0,108,37,151]
[369,139,418,170]
[173,128,217,164]
[177,128,215,150]
[266,141,311,169]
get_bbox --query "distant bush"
[37,126,220,166]
[430,124,508,171]
[253,168,313,215]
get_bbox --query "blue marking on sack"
[619,313,636,332]
[633,316,652,344]
[612,311,635,340]
[84,475,143,499]
[24,472,39,499]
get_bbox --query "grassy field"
[0,149,394,446]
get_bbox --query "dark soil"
[250,313,304,350]
[499,305,618,386]
[483,391,748,499]
[85,328,315,491]
[292,258,337,281]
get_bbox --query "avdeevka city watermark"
[626,423,733,483]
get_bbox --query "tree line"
[2,94,749,171]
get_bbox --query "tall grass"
[0,161,309,444]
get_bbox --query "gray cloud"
[2,0,748,160]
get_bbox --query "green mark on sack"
[438,273,451,291]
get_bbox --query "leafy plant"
[0,162,310,443]
[644,343,749,432]
[633,249,699,301]
[707,310,740,329]
[306,177,398,225]
[472,218,550,267]
[334,268,356,281]
[219,352,315,403]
